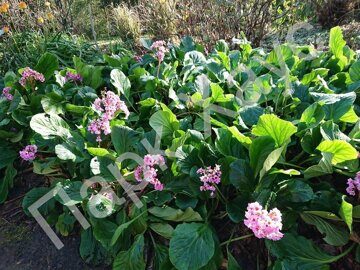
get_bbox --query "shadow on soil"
[0,172,109,270]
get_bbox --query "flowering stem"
[156,61,161,78]
[220,234,253,246]
[215,185,228,204]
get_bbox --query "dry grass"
[109,0,303,48]
[113,4,141,43]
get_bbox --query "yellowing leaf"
[317,140,358,165]
[252,114,297,147]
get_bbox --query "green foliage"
[169,223,216,270]
[0,27,358,269]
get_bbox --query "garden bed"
[0,26,360,269]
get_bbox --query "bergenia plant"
[0,27,358,270]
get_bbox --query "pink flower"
[197,164,222,196]
[88,91,130,142]
[92,91,129,119]
[155,50,165,62]
[87,115,112,142]
[2,87,13,100]
[19,145,38,161]
[134,166,143,182]
[150,40,166,49]
[346,172,360,196]
[93,98,103,112]
[19,67,45,87]
[244,202,283,241]
[143,154,165,167]
[144,155,155,166]
[150,40,168,62]
[134,154,165,191]
[65,71,82,83]
[143,166,157,182]
[153,180,164,191]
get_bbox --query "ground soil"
[0,172,109,270]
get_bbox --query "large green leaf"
[92,218,118,249]
[300,103,325,128]
[149,110,179,139]
[0,163,17,203]
[54,180,85,206]
[111,212,146,246]
[279,179,314,203]
[111,125,138,156]
[195,74,210,96]
[310,92,356,121]
[249,136,275,177]
[41,96,64,115]
[214,128,246,158]
[0,146,17,170]
[129,200,148,234]
[110,69,131,100]
[149,206,202,222]
[239,105,264,127]
[301,213,348,246]
[35,52,59,80]
[55,212,76,236]
[259,146,285,180]
[150,223,174,239]
[339,196,352,232]
[267,44,295,66]
[169,223,215,270]
[226,126,252,147]
[55,143,84,162]
[304,153,333,179]
[301,68,329,85]
[329,26,346,59]
[30,113,70,139]
[184,51,207,66]
[113,234,146,270]
[229,159,255,191]
[87,147,112,157]
[154,244,175,270]
[316,140,358,165]
[349,61,360,82]
[226,195,249,223]
[22,187,56,216]
[252,114,297,147]
[175,145,202,174]
[74,56,104,89]
[266,233,348,269]
[80,228,109,266]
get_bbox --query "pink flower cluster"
[19,67,45,87]
[197,165,222,196]
[346,172,360,196]
[88,118,111,142]
[88,91,130,142]
[2,87,13,100]
[150,40,168,62]
[65,71,82,83]
[134,154,165,191]
[244,202,283,241]
[19,145,38,161]
[92,91,130,119]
